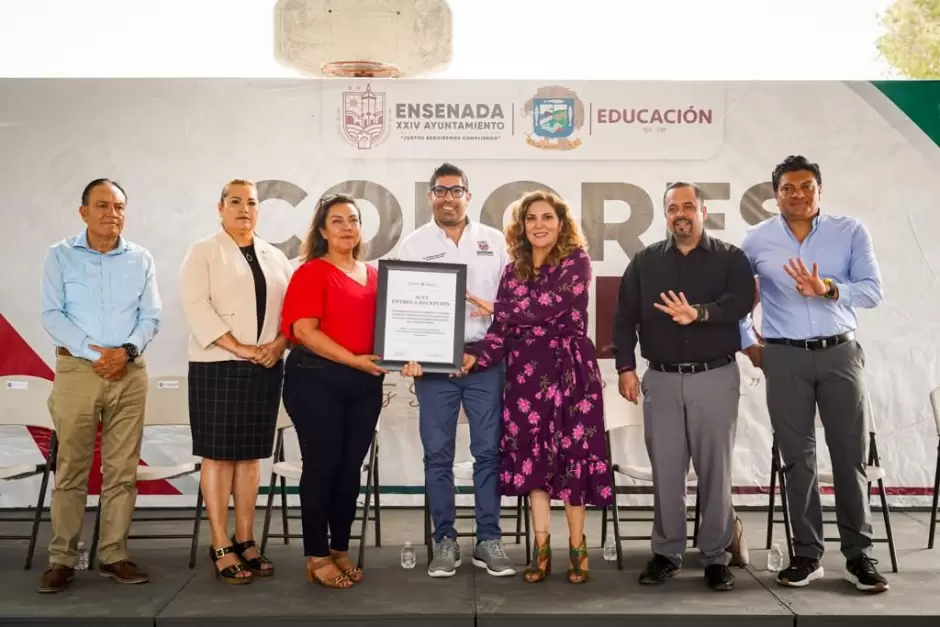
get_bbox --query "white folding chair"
[0,376,56,569]
[599,376,700,571]
[769,395,899,572]
[260,405,381,569]
[928,387,940,548]
[87,375,203,569]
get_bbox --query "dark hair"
[662,181,703,207]
[81,178,126,206]
[300,193,362,262]
[429,162,468,189]
[771,155,822,193]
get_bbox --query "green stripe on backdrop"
[872,80,940,147]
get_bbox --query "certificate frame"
[374,259,467,374]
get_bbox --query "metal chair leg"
[877,477,899,573]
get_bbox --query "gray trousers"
[641,362,740,567]
[764,340,873,560]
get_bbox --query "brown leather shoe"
[98,559,149,584]
[37,564,75,593]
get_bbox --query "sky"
[0,0,898,80]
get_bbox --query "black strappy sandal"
[231,536,275,576]
[209,546,252,584]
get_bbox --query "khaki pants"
[47,355,148,567]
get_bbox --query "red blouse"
[280,258,378,356]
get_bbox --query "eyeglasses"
[431,185,467,199]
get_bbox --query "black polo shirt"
[611,232,755,371]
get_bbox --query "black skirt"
[188,359,284,461]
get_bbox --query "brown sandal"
[524,534,552,583]
[568,534,589,584]
[331,551,364,583]
[305,557,353,588]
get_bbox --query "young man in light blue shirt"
[37,178,161,594]
[740,155,887,594]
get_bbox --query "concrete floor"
[0,506,938,626]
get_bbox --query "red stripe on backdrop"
[729,486,934,496]
[0,314,180,496]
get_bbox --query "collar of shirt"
[663,230,716,254]
[70,229,129,255]
[775,211,822,240]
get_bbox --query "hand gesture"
[783,258,827,297]
[618,370,640,404]
[466,292,494,318]
[450,353,476,378]
[89,344,128,381]
[233,343,263,362]
[652,291,699,325]
[401,361,423,377]
[352,354,389,376]
[255,339,285,368]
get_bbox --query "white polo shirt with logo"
[397,219,508,344]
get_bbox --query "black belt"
[765,331,854,351]
[647,354,734,374]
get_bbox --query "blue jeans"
[416,365,504,543]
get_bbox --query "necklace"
[329,258,356,273]
[240,245,254,262]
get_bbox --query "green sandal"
[524,534,552,583]
[568,534,589,584]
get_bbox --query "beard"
[671,219,693,238]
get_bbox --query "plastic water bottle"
[400,541,416,569]
[603,533,617,561]
[76,542,89,571]
[767,542,784,572]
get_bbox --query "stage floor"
[0,509,938,626]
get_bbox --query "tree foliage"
[876,0,940,78]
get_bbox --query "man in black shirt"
[612,182,755,591]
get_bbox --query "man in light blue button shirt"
[37,178,161,594]
[741,155,888,594]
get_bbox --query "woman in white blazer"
[179,179,293,584]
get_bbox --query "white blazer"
[180,230,293,362]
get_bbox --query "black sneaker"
[845,556,889,593]
[705,564,735,591]
[776,555,824,587]
[638,554,679,585]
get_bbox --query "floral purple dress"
[467,247,613,507]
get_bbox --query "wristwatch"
[122,343,140,362]
[823,279,838,300]
[693,304,708,322]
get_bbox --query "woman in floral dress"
[464,190,613,584]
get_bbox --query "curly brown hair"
[505,190,587,282]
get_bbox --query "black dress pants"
[283,348,383,557]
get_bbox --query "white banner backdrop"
[1,79,939,510]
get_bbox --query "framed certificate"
[374,259,467,373]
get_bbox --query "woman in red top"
[280,193,389,589]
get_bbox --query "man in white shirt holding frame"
[397,163,514,578]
